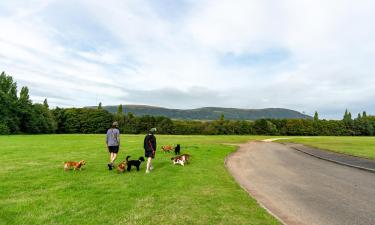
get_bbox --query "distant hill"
[90,105,311,120]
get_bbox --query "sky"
[1,0,375,119]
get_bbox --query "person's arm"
[106,131,109,147]
[117,129,120,146]
[152,136,156,152]
[149,135,156,156]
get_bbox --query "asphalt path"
[226,141,375,225]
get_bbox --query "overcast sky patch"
[1,0,375,119]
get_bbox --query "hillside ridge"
[89,104,311,120]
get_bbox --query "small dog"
[126,156,145,171]
[171,154,190,166]
[162,145,173,153]
[174,144,181,155]
[64,160,85,171]
[117,161,127,173]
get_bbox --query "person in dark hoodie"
[144,128,157,174]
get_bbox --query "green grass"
[0,134,279,225]
[276,136,375,160]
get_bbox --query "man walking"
[144,128,157,174]
[106,122,120,170]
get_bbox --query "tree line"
[1,71,374,135]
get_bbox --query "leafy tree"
[51,107,67,133]
[0,72,20,133]
[17,86,33,133]
[117,104,123,114]
[43,98,49,108]
[0,122,10,135]
[27,103,57,134]
[314,111,319,122]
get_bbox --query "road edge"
[283,143,375,174]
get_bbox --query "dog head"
[117,161,126,173]
[79,160,86,165]
[139,157,145,162]
[118,161,126,167]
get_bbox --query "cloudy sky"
[1,0,374,118]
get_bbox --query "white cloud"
[0,0,375,118]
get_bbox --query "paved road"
[226,141,375,225]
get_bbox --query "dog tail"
[126,156,131,162]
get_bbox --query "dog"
[162,145,173,153]
[174,144,181,155]
[126,156,145,171]
[64,160,85,171]
[117,161,127,173]
[171,154,190,166]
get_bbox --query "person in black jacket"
[144,128,157,173]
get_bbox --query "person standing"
[106,122,120,170]
[144,128,157,174]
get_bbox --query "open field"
[0,135,279,225]
[277,136,375,160]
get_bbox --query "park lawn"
[0,134,279,225]
[276,136,375,160]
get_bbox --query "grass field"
[276,136,375,160]
[0,134,280,225]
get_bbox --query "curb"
[287,144,375,174]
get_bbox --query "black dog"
[126,156,145,171]
[174,144,181,155]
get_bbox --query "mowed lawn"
[277,136,375,160]
[0,135,279,225]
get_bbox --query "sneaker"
[108,163,113,170]
[150,165,154,171]
[145,170,150,174]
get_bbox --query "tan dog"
[64,160,86,171]
[162,145,173,153]
[171,154,190,166]
[117,161,127,173]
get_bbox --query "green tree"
[51,107,66,133]
[117,104,123,114]
[43,98,49,108]
[314,111,319,122]
[17,86,33,133]
[0,72,20,133]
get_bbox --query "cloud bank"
[1,0,375,118]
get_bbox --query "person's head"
[112,121,119,128]
[150,128,157,134]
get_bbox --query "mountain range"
[93,105,311,120]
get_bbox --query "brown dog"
[64,160,86,171]
[162,145,173,153]
[117,161,127,173]
[171,154,190,166]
